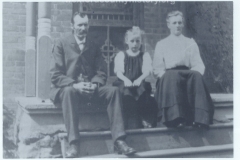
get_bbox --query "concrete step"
[16,94,233,131]
[16,94,233,114]
[15,93,233,158]
[211,94,233,122]
[58,122,233,158]
[88,144,233,158]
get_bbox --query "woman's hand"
[133,78,142,86]
[124,78,133,87]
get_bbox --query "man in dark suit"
[50,12,136,157]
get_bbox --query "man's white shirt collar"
[74,35,86,45]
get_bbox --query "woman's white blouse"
[114,51,153,74]
[153,34,205,78]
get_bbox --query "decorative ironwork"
[78,2,134,27]
[101,26,118,77]
[81,2,133,14]
[88,14,133,21]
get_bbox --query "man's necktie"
[78,43,84,51]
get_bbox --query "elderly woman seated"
[153,11,214,129]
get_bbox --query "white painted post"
[25,2,37,97]
[36,2,52,99]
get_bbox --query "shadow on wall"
[3,105,18,158]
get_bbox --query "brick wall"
[51,2,72,43]
[3,2,26,110]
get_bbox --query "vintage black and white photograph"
[2,1,234,158]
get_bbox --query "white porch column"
[37,2,52,99]
[25,2,37,96]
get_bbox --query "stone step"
[16,93,233,114]
[16,94,233,131]
[58,122,233,158]
[15,94,233,158]
[88,144,233,158]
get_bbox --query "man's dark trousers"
[58,85,126,144]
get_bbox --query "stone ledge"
[210,93,233,102]
[15,97,106,114]
[15,93,233,114]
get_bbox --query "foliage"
[3,105,17,158]
[185,2,233,93]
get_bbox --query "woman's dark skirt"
[154,69,214,127]
[113,80,158,128]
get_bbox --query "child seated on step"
[113,26,158,129]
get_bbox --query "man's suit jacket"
[49,34,107,103]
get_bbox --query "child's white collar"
[126,50,140,57]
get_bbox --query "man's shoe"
[176,122,186,129]
[114,140,136,155]
[65,142,79,158]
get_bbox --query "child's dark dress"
[113,51,158,129]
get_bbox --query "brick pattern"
[3,2,26,109]
[51,2,72,43]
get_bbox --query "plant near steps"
[185,2,233,93]
[3,105,17,158]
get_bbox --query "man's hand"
[73,82,97,96]
[89,83,97,92]
[123,78,133,87]
[133,78,142,87]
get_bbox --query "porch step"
[16,94,233,131]
[88,144,233,158]
[15,93,233,158]
[17,94,233,115]
[58,122,233,158]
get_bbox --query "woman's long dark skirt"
[154,69,214,127]
[113,80,158,128]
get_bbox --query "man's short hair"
[166,10,184,23]
[71,12,88,24]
